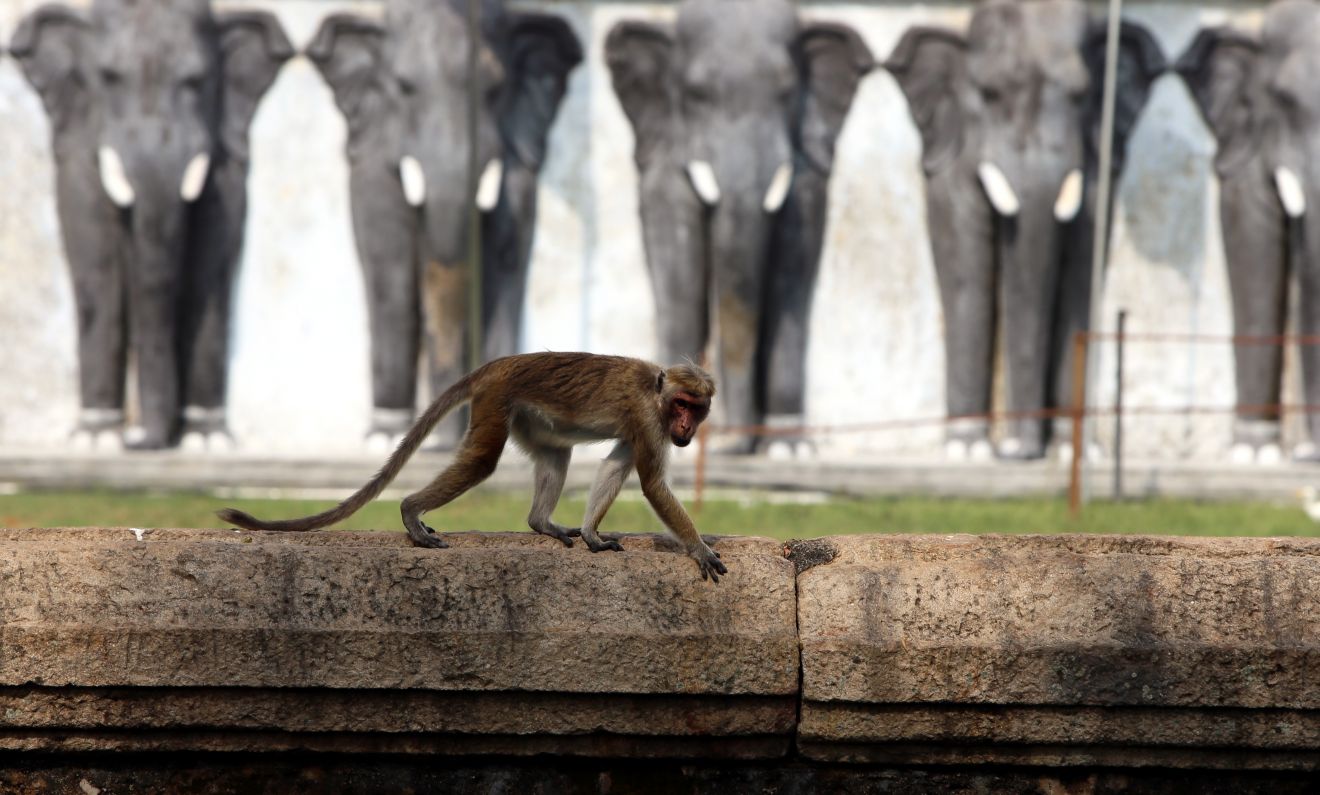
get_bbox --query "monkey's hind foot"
[405,519,450,549]
[586,533,620,552]
[531,522,576,548]
[567,527,624,552]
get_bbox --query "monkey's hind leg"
[525,445,579,547]
[400,400,508,549]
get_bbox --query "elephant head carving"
[606,0,874,456]
[887,0,1164,461]
[306,0,582,449]
[1175,0,1320,463]
[10,0,293,450]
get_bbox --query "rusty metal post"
[693,353,713,512]
[694,421,709,512]
[1068,331,1089,518]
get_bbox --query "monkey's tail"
[216,374,476,533]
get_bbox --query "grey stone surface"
[0,528,795,758]
[4,527,1320,772]
[0,529,795,694]
[797,534,1320,767]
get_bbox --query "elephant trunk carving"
[995,154,1079,458]
[704,124,794,445]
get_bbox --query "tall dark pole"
[465,0,483,372]
[1113,309,1127,500]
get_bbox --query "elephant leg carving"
[481,163,534,363]
[1295,205,1320,462]
[927,175,996,460]
[762,169,826,459]
[1221,173,1287,464]
[422,260,470,451]
[1051,212,1092,441]
[58,167,129,450]
[179,162,244,453]
[351,170,423,446]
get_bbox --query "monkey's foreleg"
[527,446,578,547]
[635,451,726,583]
[576,442,632,553]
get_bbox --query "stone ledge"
[0,528,796,759]
[797,534,1320,767]
[5,528,1320,772]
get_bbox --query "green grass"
[1,489,1317,540]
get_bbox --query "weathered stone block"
[796,534,1320,767]
[0,528,797,758]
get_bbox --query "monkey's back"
[474,352,661,424]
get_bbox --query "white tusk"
[977,161,1019,217]
[476,157,503,211]
[762,162,793,213]
[400,155,426,207]
[98,146,135,208]
[179,152,211,202]
[1275,166,1307,218]
[686,160,721,206]
[1053,168,1084,222]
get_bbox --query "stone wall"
[0,0,1292,461]
[2,527,1319,790]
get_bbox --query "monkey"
[217,352,727,581]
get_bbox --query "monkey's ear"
[656,371,666,394]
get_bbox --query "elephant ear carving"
[885,26,971,175]
[500,13,583,171]
[216,11,295,162]
[1082,20,1167,175]
[305,13,387,153]
[9,4,93,141]
[795,22,875,174]
[1173,27,1262,177]
[605,20,676,170]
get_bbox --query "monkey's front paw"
[691,545,727,583]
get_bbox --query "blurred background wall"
[0,0,1273,459]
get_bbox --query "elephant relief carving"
[1176,0,1320,464]
[307,0,582,450]
[10,0,293,451]
[607,0,874,456]
[887,0,1164,461]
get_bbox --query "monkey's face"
[669,392,711,447]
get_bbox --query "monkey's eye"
[674,399,691,411]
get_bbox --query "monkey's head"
[658,363,715,447]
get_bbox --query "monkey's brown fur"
[217,352,727,581]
